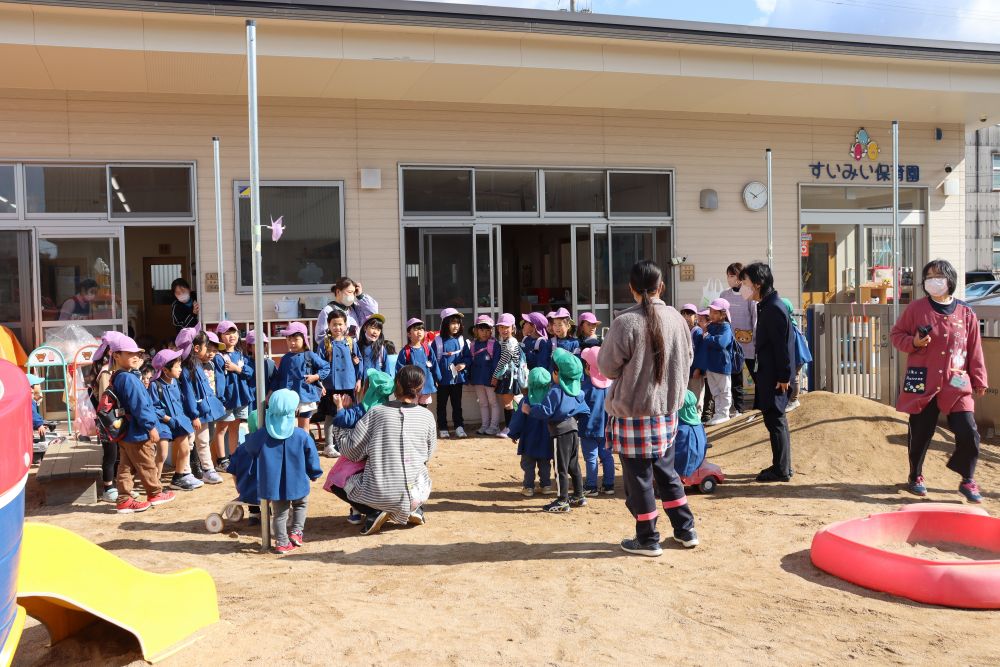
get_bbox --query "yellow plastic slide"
[16,522,219,664]
[0,606,25,667]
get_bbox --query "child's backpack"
[432,335,466,362]
[94,370,129,443]
[403,342,431,364]
[472,339,497,360]
[730,335,746,373]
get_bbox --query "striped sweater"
[341,402,437,524]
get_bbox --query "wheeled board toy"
[682,461,725,493]
[205,498,254,533]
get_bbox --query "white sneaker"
[202,469,223,484]
[495,428,510,438]
[706,415,730,426]
[540,485,554,495]
[475,427,486,435]
[730,411,743,419]
[323,443,340,458]
[439,430,450,439]
[454,426,468,439]
[484,427,498,436]
[786,400,801,413]
[181,473,204,489]
[521,487,534,497]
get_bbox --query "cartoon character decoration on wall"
[850,127,880,162]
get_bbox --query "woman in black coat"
[738,262,796,482]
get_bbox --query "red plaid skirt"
[606,414,678,459]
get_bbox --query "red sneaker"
[289,531,304,547]
[274,543,297,554]
[147,491,176,506]
[116,497,151,514]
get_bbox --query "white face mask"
[739,283,754,300]
[176,291,190,304]
[727,276,740,289]
[924,277,949,297]
[341,294,356,307]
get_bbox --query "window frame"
[472,168,541,218]
[992,235,1000,270]
[992,153,1000,192]
[607,169,673,220]
[23,163,110,219]
[401,166,475,220]
[541,169,607,218]
[106,163,196,223]
[0,164,16,220]
[232,179,346,294]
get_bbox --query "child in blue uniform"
[214,321,253,472]
[674,390,708,479]
[27,373,46,440]
[396,317,439,407]
[358,314,390,376]
[680,304,706,416]
[545,307,580,370]
[703,298,734,426]
[524,348,590,513]
[229,388,323,554]
[781,297,813,412]
[433,308,470,439]
[507,367,554,497]
[177,328,227,485]
[520,312,548,370]
[244,329,275,406]
[149,348,200,491]
[319,309,362,457]
[270,321,330,429]
[109,335,176,513]
[468,315,500,434]
[577,312,602,352]
[579,347,615,496]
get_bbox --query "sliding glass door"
[0,230,36,351]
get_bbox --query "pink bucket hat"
[405,317,425,330]
[205,331,220,344]
[709,298,731,314]
[439,307,463,321]
[680,303,698,314]
[175,327,198,359]
[245,329,269,346]
[496,313,515,328]
[551,307,571,320]
[545,311,557,320]
[216,320,238,335]
[94,331,129,360]
[151,348,183,380]
[280,321,309,340]
[581,347,611,389]
[475,314,495,328]
[108,334,143,354]
[578,312,600,325]
[697,309,710,317]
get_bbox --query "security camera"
[669,256,687,266]
[981,114,989,123]
[944,164,953,174]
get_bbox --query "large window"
[38,236,122,322]
[0,165,15,215]
[109,165,193,219]
[609,171,670,217]
[800,186,927,211]
[544,171,605,214]
[235,181,344,292]
[403,169,472,217]
[475,170,537,214]
[25,165,107,214]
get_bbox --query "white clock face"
[743,181,768,211]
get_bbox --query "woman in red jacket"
[890,259,988,503]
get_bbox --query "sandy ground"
[12,391,1000,666]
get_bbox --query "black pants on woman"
[762,407,792,478]
[328,481,380,517]
[619,448,695,548]
[907,396,980,482]
[436,384,465,430]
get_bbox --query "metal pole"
[766,148,773,266]
[212,136,225,321]
[247,19,270,552]
[891,120,900,399]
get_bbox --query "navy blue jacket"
[31,400,43,430]
[433,335,471,385]
[396,342,440,394]
[467,339,498,386]
[247,356,276,406]
[236,427,323,501]
[112,370,159,443]
[179,364,226,423]
[508,397,554,460]
[270,350,329,403]
[148,378,194,441]
[320,337,361,392]
[332,404,367,429]
[546,337,580,370]
[577,375,607,440]
[673,422,707,478]
[577,335,601,353]
[753,290,796,412]
[214,349,254,409]
[529,386,590,434]
[690,326,705,375]
[522,335,541,370]
[703,321,734,375]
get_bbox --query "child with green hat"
[522,348,590,512]
[506,367,555,497]
[673,390,707,479]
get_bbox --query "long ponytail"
[629,260,666,384]
[184,332,209,382]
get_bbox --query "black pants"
[620,450,695,548]
[907,397,980,482]
[436,384,465,429]
[762,406,792,477]
[553,430,583,501]
[328,481,380,517]
[100,437,119,485]
[730,359,757,413]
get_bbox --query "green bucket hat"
[780,297,794,316]
[527,367,552,405]
[247,409,260,434]
[551,347,583,397]
[361,368,395,411]
[678,390,701,426]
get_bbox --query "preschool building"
[1,0,999,352]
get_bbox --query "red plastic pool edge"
[810,509,1000,609]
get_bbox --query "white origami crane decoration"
[266,215,285,242]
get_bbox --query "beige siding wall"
[0,90,965,341]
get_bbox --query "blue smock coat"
[112,370,159,443]
[690,326,705,375]
[179,364,226,423]
[358,343,388,376]
[246,356,276,405]
[545,337,580,370]
[320,338,361,392]
[673,422,707,478]
[529,386,590,428]
[332,404,367,429]
[467,339,499,386]
[507,397,554,460]
[270,350,330,403]
[577,375,607,440]
[240,427,323,501]
[521,335,540,370]
[31,400,43,430]
[703,321,734,375]
[433,335,471,385]
[148,378,194,441]
[214,349,254,409]
[395,343,440,394]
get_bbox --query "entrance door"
[37,230,127,341]
[143,257,188,342]
[802,232,837,306]
[0,230,36,353]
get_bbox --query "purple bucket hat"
[521,312,549,339]
[151,348,183,380]
[496,313,515,328]
[280,321,309,340]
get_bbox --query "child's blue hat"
[26,373,44,387]
[266,389,298,439]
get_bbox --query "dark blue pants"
[620,448,695,548]
[520,455,551,489]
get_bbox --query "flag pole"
[766,148,774,267]
[212,136,225,321]
[891,120,901,398]
[246,19,270,552]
